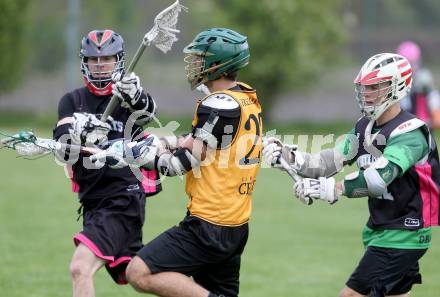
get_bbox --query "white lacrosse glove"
[126,134,161,169]
[262,137,300,169]
[290,180,313,205]
[89,134,160,169]
[294,177,338,204]
[112,72,145,110]
[89,139,129,169]
[69,112,112,146]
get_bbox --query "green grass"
[1,120,440,297]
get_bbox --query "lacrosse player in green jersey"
[264,53,440,297]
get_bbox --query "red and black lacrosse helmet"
[79,29,125,96]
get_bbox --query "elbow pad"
[53,123,79,164]
[364,157,399,197]
[156,147,199,176]
[344,157,399,198]
[363,167,388,197]
[192,110,219,149]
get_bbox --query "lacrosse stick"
[102,0,188,121]
[279,157,300,182]
[0,130,99,159]
[279,155,313,205]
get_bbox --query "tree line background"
[1,0,440,117]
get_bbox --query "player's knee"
[70,258,93,280]
[126,256,153,292]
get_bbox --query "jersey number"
[239,113,262,165]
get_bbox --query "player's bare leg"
[126,256,212,297]
[339,286,367,297]
[70,243,106,297]
[339,286,410,297]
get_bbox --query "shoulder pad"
[389,118,425,138]
[237,82,254,91]
[201,93,239,110]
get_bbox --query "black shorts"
[346,246,427,297]
[137,215,249,297]
[73,192,146,284]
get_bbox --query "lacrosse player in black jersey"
[52,29,161,297]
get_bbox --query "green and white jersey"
[336,111,440,249]
[336,125,428,174]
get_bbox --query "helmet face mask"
[354,53,413,120]
[81,55,124,89]
[79,29,125,96]
[355,81,394,119]
[184,53,207,89]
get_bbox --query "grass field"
[1,118,440,297]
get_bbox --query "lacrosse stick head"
[0,130,55,158]
[183,28,250,90]
[144,0,188,53]
[1,130,37,148]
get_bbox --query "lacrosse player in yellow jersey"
[92,28,263,297]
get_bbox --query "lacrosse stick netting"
[0,130,98,159]
[101,0,188,121]
[144,0,188,53]
[0,131,57,158]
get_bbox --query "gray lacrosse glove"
[294,177,338,204]
[262,137,300,169]
[69,112,112,146]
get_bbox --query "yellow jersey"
[185,82,262,226]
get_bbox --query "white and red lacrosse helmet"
[354,53,413,121]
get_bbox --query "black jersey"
[54,87,161,201]
[354,111,440,230]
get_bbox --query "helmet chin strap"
[364,98,398,145]
[364,118,377,146]
[363,93,393,123]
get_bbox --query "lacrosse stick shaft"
[280,157,314,205]
[101,41,148,121]
[279,157,300,182]
[101,0,186,122]
[58,143,100,156]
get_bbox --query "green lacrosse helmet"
[183,28,250,89]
